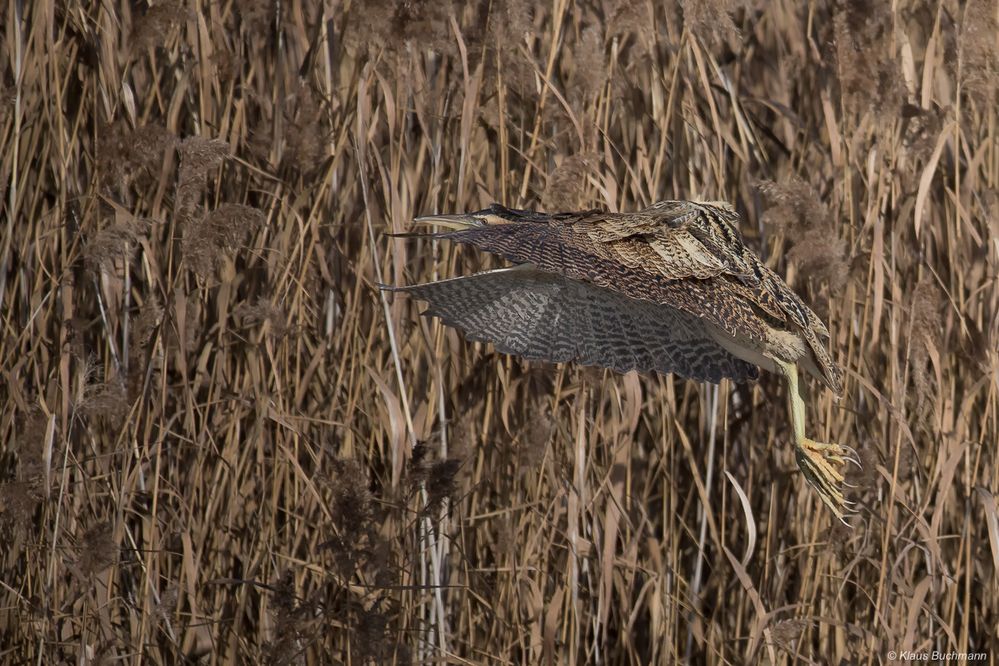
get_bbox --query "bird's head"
[414,208,503,230]
[414,204,527,230]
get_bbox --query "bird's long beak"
[413,213,484,230]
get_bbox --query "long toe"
[796,439,856,521]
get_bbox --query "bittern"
[384,201,857,520]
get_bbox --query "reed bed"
[0,0,997,663]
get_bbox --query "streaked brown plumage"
[384,201,857,520]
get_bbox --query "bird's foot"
[794,438,861,523]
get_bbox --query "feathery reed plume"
[14,412,48,485]
[282,84,327,176]
[176,137,230,223]
[480,0,536,96]
[162,295,204,355]
[210,46,242,81]
[80,378,130,429]
[131,296,163,351]
[130,0,189,56]
[262,571,317,666]
[492,0,533,41]
[542,153,597,211]
[181,204,265,279]
[569,26,607,107]
[0,414,48,528]
[321,459,377,575]
[908,275,944,428]
[759,177,848,290]
[901,103,945,166]
[770,618,807,655]
[408,442,462,514]
[0,80,16,134]
[607,0,653,43]
[233,298,290,338]
[516,397,555,470]
[680,0,742,49]
[78,521,116,577]
[345,0,454,56]
[82,214,148,273]
[237,0,276,34]
[0,482,41,529]
[153,583,178,623]
[960,0,999,106]
[832,0,904,118]
[98,123,175,194]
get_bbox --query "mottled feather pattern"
[611,234,725,278]
[398,200,842,394]
[434,223,774,346]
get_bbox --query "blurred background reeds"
[0,0,997,663]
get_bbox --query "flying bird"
[383,201,857,520]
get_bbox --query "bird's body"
[386,201,856,520]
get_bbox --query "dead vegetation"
[1,0,997,663]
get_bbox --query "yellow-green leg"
[777,360,859,522]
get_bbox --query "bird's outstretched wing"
[385,266,760,384]
[407,220,774,347]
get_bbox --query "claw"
[795,438,860,521]
[840,445,862,467]
[847,452,863,468]
[836,510,860,528]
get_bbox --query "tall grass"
[0,0,996,663]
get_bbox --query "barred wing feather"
[388,267,760,384]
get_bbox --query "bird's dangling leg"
[776,359,859,523]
